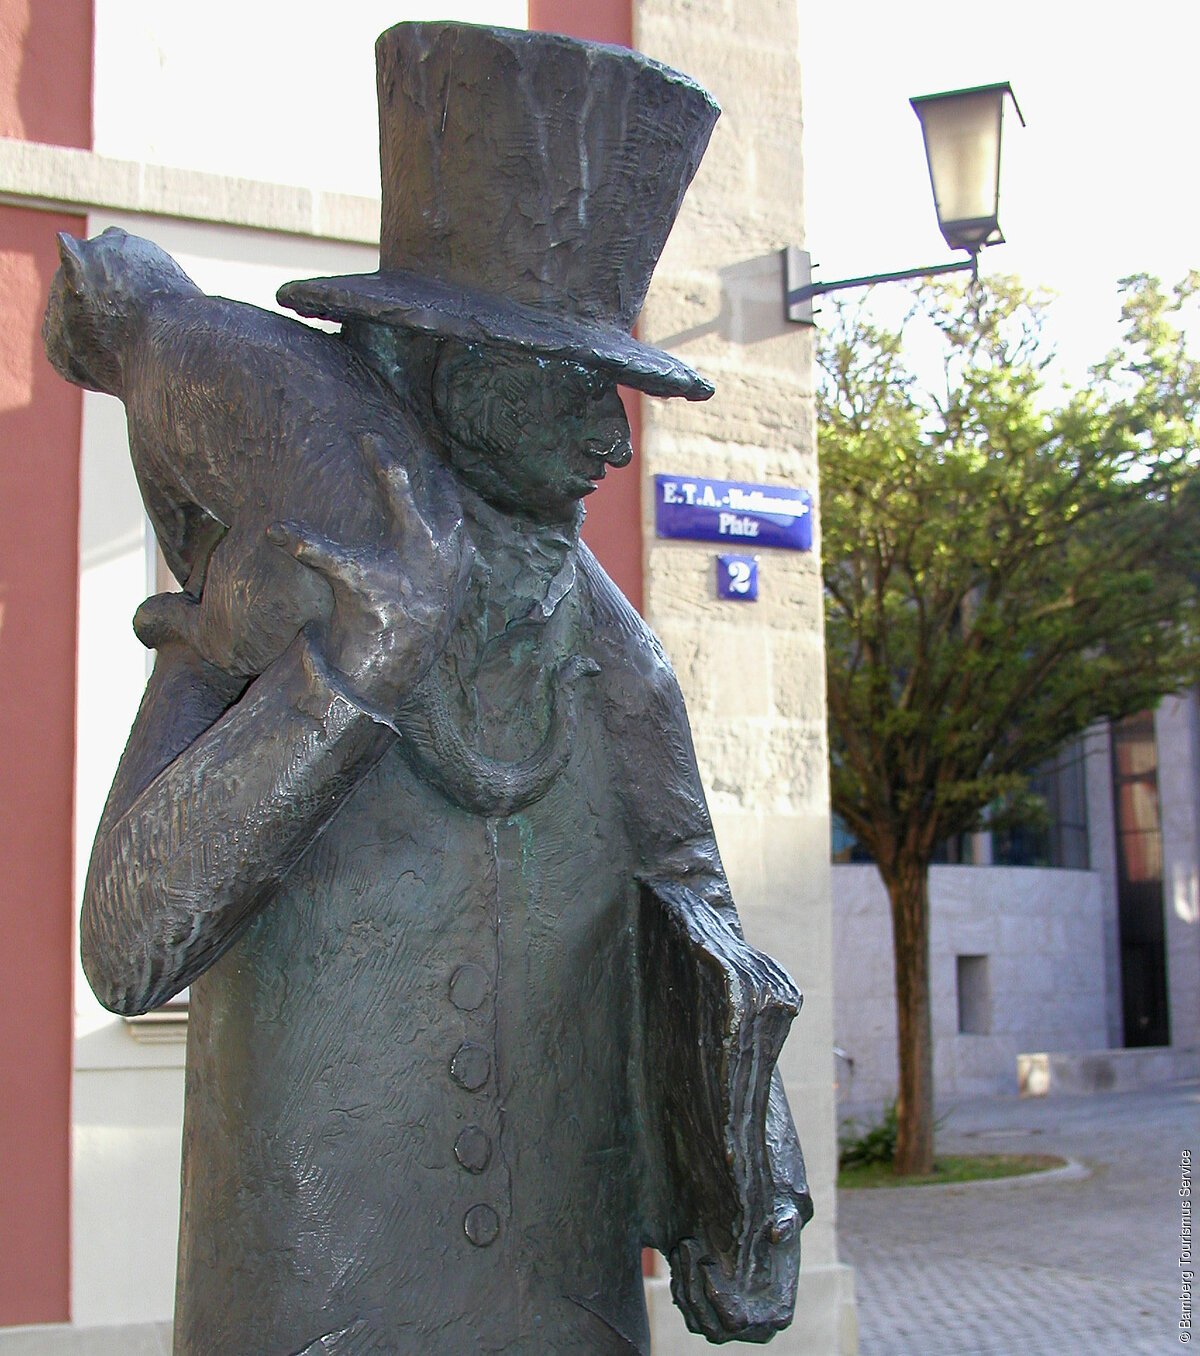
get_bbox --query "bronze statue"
[46,22,811,1352]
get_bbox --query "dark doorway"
[1110,712,1171,1046]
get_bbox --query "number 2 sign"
[716,554,759,601]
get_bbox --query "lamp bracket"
[783,246,978,325]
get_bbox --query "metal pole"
[784,246,980,324]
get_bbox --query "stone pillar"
[632,1,856,1350]
[1083,722,1124,1048]
[1156,695,1200,1051]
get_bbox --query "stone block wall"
[633,1,855,1351]
[833,864,1110,1116]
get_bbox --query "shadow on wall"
[653,251,793,350]
[0,0,92,148]
[0,205,85,1324]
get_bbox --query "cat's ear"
[56,233,86,287]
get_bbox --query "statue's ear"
[56,232,86,287]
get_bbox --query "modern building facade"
[0,1,853,1351]
[832,701,1200,1115]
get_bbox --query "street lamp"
[785,82,1024,324]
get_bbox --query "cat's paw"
[132,591,199,650]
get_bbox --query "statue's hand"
[267,445,470,727]
[669,1192,807,1345]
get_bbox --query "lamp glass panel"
[917,89,1003,248]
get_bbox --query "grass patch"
[838,1152,1066,1189]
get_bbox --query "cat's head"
[43,227,199,398]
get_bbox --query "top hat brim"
[277,270,713,401]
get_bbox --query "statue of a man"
[60,24,811,1353]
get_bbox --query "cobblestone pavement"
[838,1081,1199,1355]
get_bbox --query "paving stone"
[839,1081,1199,1355]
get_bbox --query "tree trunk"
[885,858,935,1176]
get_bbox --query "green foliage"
[821,272,1200,1174]
[838,1100,899,1170]
[819,273,1200,878]
[838,1152,1065,1190]
[838,1098,951,1172]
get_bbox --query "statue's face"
[432,346,632,522]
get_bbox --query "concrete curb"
[840,1155,1090,1193]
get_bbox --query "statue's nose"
[579,384,633,467]
[603,435,633,468]
[583,433,631,471]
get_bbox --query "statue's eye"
[572,373,608,410]
[560,381,592,415]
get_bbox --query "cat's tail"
[392,656,599,817]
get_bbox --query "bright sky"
[97,0,1196,389]
[799,0,1200,387]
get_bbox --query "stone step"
[1018,1045,1200,1095]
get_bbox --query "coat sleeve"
[81,631,391,1015]
[578,547,813,1344]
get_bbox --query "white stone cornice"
[0,136,379,244]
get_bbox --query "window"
[956,955,991,1035]
[932,833,976,865]
[831,814,873,864]
[992,739,1089,869]
[1110,712,1169,1047]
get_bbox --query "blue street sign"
[654,475,812,550]
[717,554,758,601]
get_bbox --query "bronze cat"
[44,227,588,813]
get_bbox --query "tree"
[818,273,1200,1175]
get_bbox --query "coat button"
[464,1203,500,1247]
[450,1042,490,1091]
[449,964,489,1011]
[454,1125,491,1174]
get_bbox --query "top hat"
[277,22,719,400]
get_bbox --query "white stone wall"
[633,1,855,1351]
[832,864,1111,1116]
[90,0,525,197]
